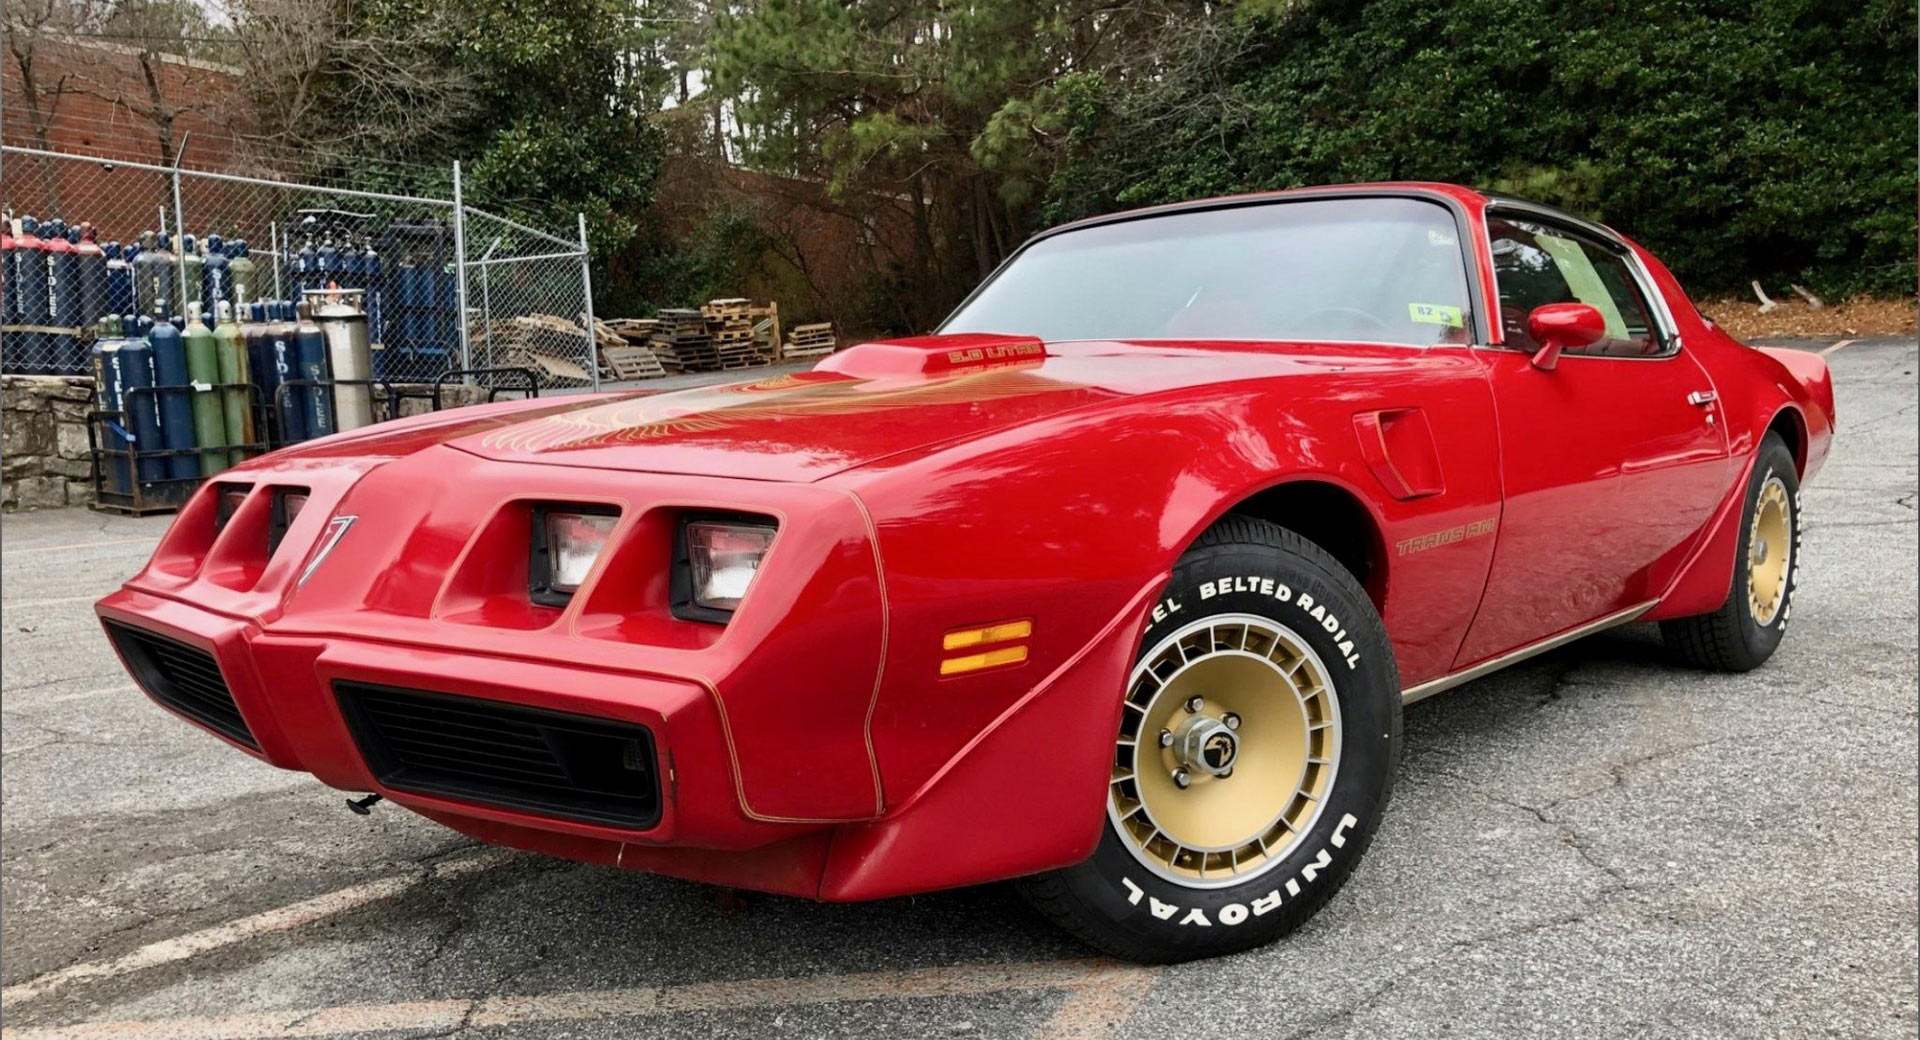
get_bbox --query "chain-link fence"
[1,143,598,392]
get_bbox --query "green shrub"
[1045,0,1917,298]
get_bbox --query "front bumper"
[97,586,766,850]
[95,446,1150,900]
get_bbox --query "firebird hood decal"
[477,369,1057,452]
[454,366,1113,480]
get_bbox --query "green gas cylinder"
[213,301,253,466]
[183,302,228,476]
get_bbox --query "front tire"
[1661,433,1801,672]
[1018,516,1400,963]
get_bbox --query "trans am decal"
[478,368,1061,453]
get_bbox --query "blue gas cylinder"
[88,317,132,493]
[316,234,341,291]
[2,221,17,333]
[48,222,84,371]
[294,301,333,438]
[116,327,164,485]
[295,235,317,293]
[105,242,134,316]
[362,240,385,374]
[147,315,199,480]
[14,216,51,369]
[269,302,306,444]
[202,233,231,315]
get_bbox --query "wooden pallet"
[783,322,838,359]
[602,344,667,380]
[467,314,596,386]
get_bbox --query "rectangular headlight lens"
[214,484,248,530]
[685,521,774,611]
[269,489,310,556]
[544,511,619,592]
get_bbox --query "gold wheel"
[1108,614,1341,889]
[1747,475,1792,626]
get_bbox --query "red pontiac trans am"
[98,184,1834,962]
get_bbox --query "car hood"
[290,333,1402,483]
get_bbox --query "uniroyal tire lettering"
[1116,813,1361,928]
[1194,577,1360,669]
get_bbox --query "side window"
[1487,217,1665,357]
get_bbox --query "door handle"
[1687,390,1718,407]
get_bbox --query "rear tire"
[1661,434,1800,672]
[1017,516,1400,963]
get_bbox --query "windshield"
[941,197,1473,346]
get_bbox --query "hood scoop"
[815,333,1047,378]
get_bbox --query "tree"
[4,0,92,206]
[1043,0,1919,299]
[707,0,1211,331]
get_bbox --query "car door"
[1453,211,1732,667]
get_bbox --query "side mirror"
[1526,302,1606,371]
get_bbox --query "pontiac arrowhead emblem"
[297,515,357,586]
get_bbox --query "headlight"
[214,484,249,530]
[530,505,620,605]
[678,518,775,619]
[269,489,309,556]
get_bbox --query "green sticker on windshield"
[1408,303,1464,327]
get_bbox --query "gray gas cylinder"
[308,289,374,431]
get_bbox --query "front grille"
[104,621,258,749]
[336,681,660,829]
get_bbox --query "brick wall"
[3,38,260,243]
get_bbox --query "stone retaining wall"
[2,375,99,511]
[3,376,494,512]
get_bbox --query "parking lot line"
[0,959,1154,1040]
[0,850,511,1009]
[1,594,111,610]
[26,683,136,706]
[1033,962,1157,1039]
[0,537,160,557]
[1821,339,1858,354]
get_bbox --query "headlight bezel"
[671,512,777,623]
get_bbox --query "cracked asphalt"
[2,338,1914,1039]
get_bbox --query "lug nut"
[1223,712,1241,730]
[1158,728,1174,747]
[1172,768,1192,789]
[1185,696,1205,713]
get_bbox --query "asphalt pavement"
[2,337,1914,1039]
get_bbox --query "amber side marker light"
[940,619,1033,675]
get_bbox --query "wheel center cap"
[1175,715,1239,777]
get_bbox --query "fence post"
[451,160,471,373]
[578,212,599,392]
[170,133,191,320]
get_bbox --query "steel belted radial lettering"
[1108,614,1342,888]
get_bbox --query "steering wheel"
[1302,307,1392,333]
